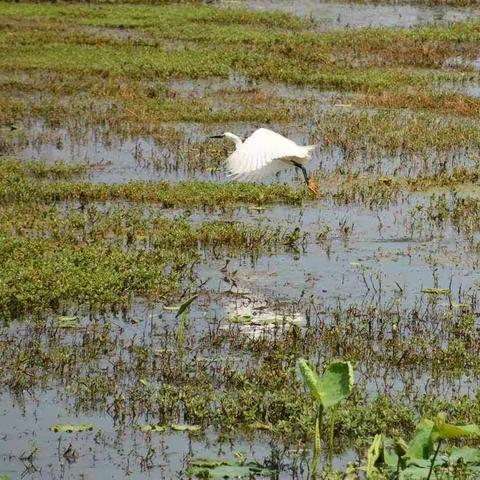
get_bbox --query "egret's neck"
[224,132,243,149]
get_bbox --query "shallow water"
[15,118,479,185]
[215,0,479,30]
[4,2,480,476]
[198,198,480,310]
[1,209,478,479]
[0,391,314,479]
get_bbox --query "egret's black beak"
[208,134,224,139]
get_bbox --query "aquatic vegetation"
[2,1,480,478]
[299,359,354,476]
[176,294,198,369]
[0,160,308,318]
[366,413,480,479]
[49,423,94,433]
[187,458,275,478]
[0,158,306,207]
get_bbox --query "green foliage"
[0,159,305,207]
[298,359,323,403]
[49,423,94,432]
[365,413,480,479]
[299,359,354,476]
[187,459,275,478]
[0,159,306,318]
[433,412,480,441]
[298,359,354,409]
[139,424,167,433]
[367,434,384,477]
[407,419,435,460]
[171,424,201,432]
[175,293,199,318]
[320,361,355,409]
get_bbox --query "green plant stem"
[328,406,337,467]
[311,403,323,480]
[177,312,186,369]
[426,440,442,480]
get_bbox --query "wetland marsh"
[2,0,480,478]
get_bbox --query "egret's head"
[208,132,244,144]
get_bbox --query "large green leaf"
[433,413,480,441]
[407,419,434,460]
[399,464,430,479]
[449,446,480,464]
[384,448,400,469]
[298,359,322,402]
[298,359,354,408]
[366,434,384,477]
[318,360,354,408]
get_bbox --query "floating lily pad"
[249,421,273,431]
[164,305,180,311]
[140,424,167,433]
[171,424,201,432]
[228,315,254,324]
[187,459,275,478]
[57,316,79,328]
[49,423,94,433]
[421,288,450,295]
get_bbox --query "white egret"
[209,128,319,194]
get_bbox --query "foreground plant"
[366,412,480,479]
[298,359,354,478]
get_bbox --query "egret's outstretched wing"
[226,128,314,181]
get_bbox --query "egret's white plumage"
[221,128,316,182]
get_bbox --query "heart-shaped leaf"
[319,360,354,408]
[407,419,434,460]
[298,359,354,408]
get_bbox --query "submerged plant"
[176,294,198,370]
[298,359,354,478]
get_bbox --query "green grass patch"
[0,159,304,318]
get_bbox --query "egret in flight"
[209,128,319,194]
